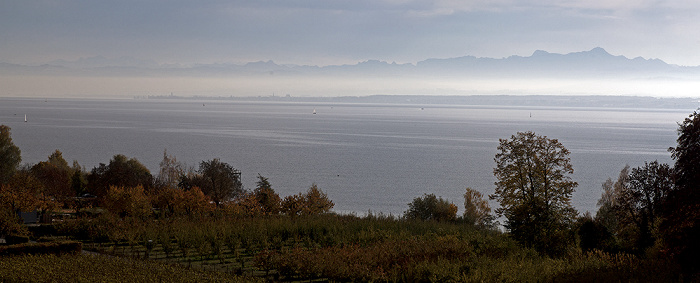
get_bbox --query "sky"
[2,1,700,98]
[2,0,700,67]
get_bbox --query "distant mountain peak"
[585,47,611,56]
[531,50,551,57]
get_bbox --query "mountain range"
[2,47,698,79]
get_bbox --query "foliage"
[281,184,334,216]
[0,125,21,184]
[463,187,494,227]
[0,204,28,238]
[2,171,57,213]
[31,150,74,206]
[103,185,152,219]
[404,193,458,222]
[661,109,700,275]
[151,186,213,218]
[175,186,214,217]
[576,213,615,253]
[180,158,243,206]
[490,131,578,256]
[70,168,88,197]
[87,154,153,198]
[595,165,629,241]
[612,161,673,253]
[252,174,281,215]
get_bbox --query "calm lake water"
[0,98,692,216]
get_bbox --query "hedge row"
[0,241,82,256]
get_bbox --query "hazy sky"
[2,0,700,66]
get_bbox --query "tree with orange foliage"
[463,187,494,227]
[103,185,152,219]
[281,184,334,216]
[173,187,214,217]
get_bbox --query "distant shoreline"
[140,94,700,110]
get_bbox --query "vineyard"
[2,213,670,282]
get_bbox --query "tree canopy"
[490,131,577,256]
[31,150,74,204]
[463,187,493,227]
[661,110,700,275]
[0,125,21,184]
[404,193,457,222]
[87,154,153,198]
[192,158,243,206]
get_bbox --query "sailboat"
[313,109,316,114]
[24,114,27,123]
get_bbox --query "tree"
[615,161,674,253]
[103,185,152,219]
[281,184,335,216]
[404,193,458,222]
[0,125,21,184]
[2,170,57,214]
[195,158,243,206]
[590,166,630,253]
[31,150,74,206]
[252,174,281,215]
[463,187,494,227]
[87,154,153,198]
[490,131,578,256]
[595,165,630,238]
[157,149,184,190]
[302,184,334,215]
[661,110,700,275]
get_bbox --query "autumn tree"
[103,185,152,219]
[661,109,700,275]
[490,131,578,256]
[179,158,243,206]
[150,186,213,218]
[281,184,334,216]
[463,187,494,227]
[87,154,153,198]
[404,193,458,222]
[1,170,58,216]
[31,150,74,206]
[252,174,281,215]
[303,184,334,215]
[0,125,21,184]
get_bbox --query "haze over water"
[1,98,691,216]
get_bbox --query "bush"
[404,193,458,222]
[0,241,82,255]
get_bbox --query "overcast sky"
[2,0,700,66]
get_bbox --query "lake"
[0,97,692,216]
